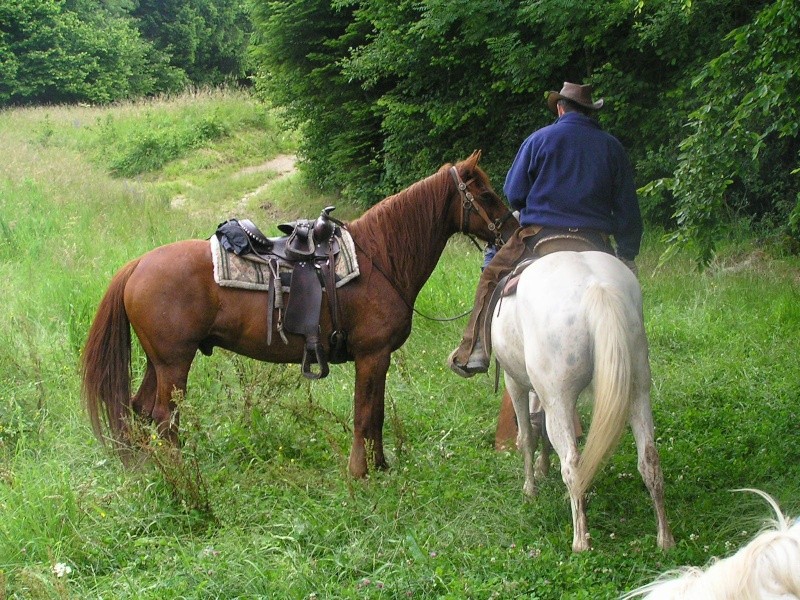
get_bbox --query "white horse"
[491,250,674,552]
[622,489,800,599]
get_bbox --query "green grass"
[1,93,799,599]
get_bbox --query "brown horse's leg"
[533,407,551,479]
[132,360,158,420]
[349,351,391,477]
[495,389,518,451]
[151,361,193,444]
[495,388,581,454]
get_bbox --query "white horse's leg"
[629,363,675,550]
[544,400,590,552]
[507,377,538,497]
[529,392,550,479]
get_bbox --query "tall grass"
[1,93,799,599]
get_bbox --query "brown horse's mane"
[347,166,458,299]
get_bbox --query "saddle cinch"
[215,206,349,379]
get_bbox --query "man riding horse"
[448,82,643,377]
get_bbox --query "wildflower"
[52,563,72,578]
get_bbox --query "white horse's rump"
[623,490,800,599]
[492,251,674,552]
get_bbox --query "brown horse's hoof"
[348,447,368,478]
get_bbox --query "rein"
[349,167,514,322]
[348,231,466,321]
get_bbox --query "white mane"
[623,490,800,600]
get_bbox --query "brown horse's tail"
[82,259,140,448]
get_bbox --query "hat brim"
[546,91,604,114]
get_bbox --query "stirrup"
[447,348,488,378]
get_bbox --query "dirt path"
[170,154,298,215]
[237,154,297,178]
[235,154,297,213]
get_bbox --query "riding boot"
[448,268,493,377]
[448,226,534,378]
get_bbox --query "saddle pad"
[210,229,360,291]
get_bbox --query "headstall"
[449,166,514,248]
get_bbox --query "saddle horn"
[313,205,337,243]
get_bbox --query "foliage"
[2,0,798,262]
[648,0,800,265]
[248,0,384,203]
[131,0,252,87]
[98,111,231,177]
[1,93,799,600]
[0,0,169,104]
[0,0,250,106]
[249,0,798,263]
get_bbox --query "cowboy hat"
[546,82,604,114]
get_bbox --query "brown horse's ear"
[468,149,482,168]
[459,149,481,174]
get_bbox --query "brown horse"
[82,151,517,477]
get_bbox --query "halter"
[449,166,514,248]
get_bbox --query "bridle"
[351,166,518,323]
[449,166,515,249]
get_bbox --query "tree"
[0,0,174,104]
[250,0,772,207]
[131,0,251,87]
[647,0,800,264]
[250,0,798,264]
[249,0,384,200]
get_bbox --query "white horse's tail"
[575,282,634,498]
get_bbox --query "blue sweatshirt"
[503,112,643,260]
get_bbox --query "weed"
[130,390,216,522]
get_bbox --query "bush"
[102,113,230,177]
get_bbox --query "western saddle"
[215,206,349,379]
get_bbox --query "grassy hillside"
[1,91,799,599]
